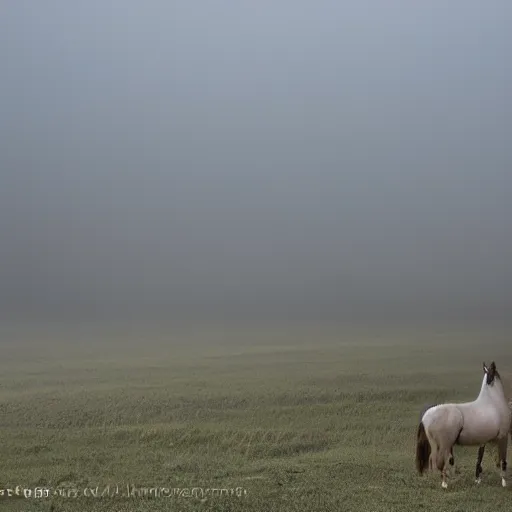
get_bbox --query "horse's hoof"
[502,478,507,488]
[441,481,448,489]
[475,478,481,484]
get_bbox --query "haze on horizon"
[1,1,511,328]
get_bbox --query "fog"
[1,1,511,328]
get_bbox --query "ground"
[0,323,511,511]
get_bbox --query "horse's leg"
[430,440,439,473]
[436,445,450,489]
[448,447,457,476]
[498,436,508,487]
[475,445,485,484]
[441,463,448,488]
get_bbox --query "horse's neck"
[476,375,489,401]
[476,376,507,406]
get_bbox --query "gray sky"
[1,1,511,326]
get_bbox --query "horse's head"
[483,361,500,385]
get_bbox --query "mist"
[1,1,511,328]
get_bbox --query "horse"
[416,361,511,489]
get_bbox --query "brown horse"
[416,362,511,489]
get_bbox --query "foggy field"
[1,325,511,512]
[2,1,512,511]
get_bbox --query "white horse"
[416,362,511,489]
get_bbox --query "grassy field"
[1,323,511,512]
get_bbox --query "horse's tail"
[416,421,431,475]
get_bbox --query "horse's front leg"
[498,436,508,487]
[475,445,485,484]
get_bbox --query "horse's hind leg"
[436,446,451,489]
[498,437,508,487]
[448,447,457,476]
[475,445,485,484]
[441,464,448,488]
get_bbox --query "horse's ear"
[483,362,488,373]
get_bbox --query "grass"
[0,323,511,511]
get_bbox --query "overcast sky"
[1,1,511,326]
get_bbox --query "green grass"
[1,324,511,511]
